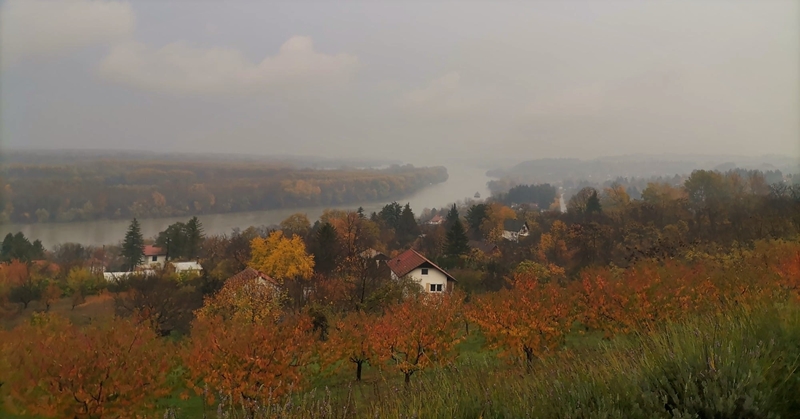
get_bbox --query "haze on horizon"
[2,0,798,166]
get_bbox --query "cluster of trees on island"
[0,167,799,417]
[0,159,448,223]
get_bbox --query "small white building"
[141,245,168,268]
[386,249,456,293]
[502,220,530,242]
[173,261,203,274]
[425,215,444,226]
[104,270,156,282]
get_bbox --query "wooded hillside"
[0,159,448,223]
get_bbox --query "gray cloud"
[2,1,798,163]
[1,0,135,67]
[98,36,360,95]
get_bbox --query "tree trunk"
[356,361,363,381]
[524,346,534,374]
[404,372,412,385]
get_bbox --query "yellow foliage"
[249,231,315,282]
[197,274,286,324]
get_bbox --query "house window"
[430,284,442,292]
[421,268,429,275]
[152,256,158,262]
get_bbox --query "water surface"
[2,165,491,248]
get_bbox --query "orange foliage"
[325,310,376,381]
[2,314,174,418]
[580,262,730,335]
[372,293,464,383]
[41,281,62,311]
[197,271,285,324]
[468,273,573,368]
[185,313,315,407]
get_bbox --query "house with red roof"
[140,245,168,269]
[386,249,456,293]
[226,267,279,288]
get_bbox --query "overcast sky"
[2,0,798,165]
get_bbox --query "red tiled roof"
[227,267,278,286]
[386,249,456,282]
[143,245,166,256]
[428,215,443,223]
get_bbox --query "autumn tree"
[3,260,43,309]
[114,272,203,336]
[601,184,631,212]
[468,273,573,370]
[280,213,312,238]
[322,209,380,257]
[66,267,106,309]
[41,281,62,312]
[480,203,517,242]
[197,268,286,324]
[535,220,571,267]
[325,310,376,381]
[186,313,315,409]
[372,293,464,383]
[3,314,174,418]
[52,242,90,276]
[249,230,315,283]
[122,218,145,271]
[567,187,600,216]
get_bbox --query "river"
[1,165,492,248]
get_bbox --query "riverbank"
[1,165,492,248]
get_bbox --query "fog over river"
[1,165,492,248]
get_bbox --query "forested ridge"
[0,159,448,224]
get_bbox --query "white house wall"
[407,267,448,293]
[141,254,167,268]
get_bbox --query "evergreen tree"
[185,216,205,259]
[378,202,403,230]
[1,232,45,262]
[445,204,460,228]
[396,203,420,246]
[156,222,187,261]
[357,207,366,219]
[122,218,145,271]
[445,218,470,257]
[313,222,340,276]
[466,204,489,238]
[586,191,602,215]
